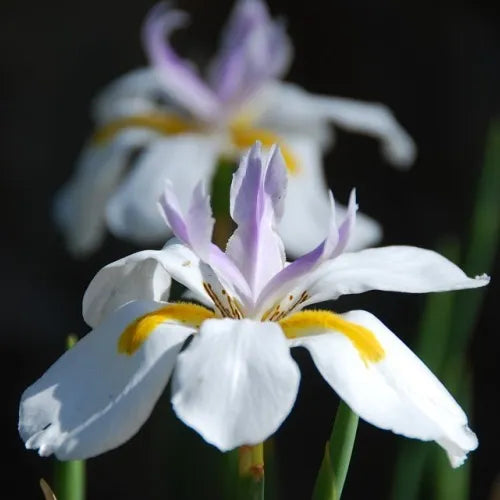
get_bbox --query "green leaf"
[313,401,359,500]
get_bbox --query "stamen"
[203,282,232,318]
[279,310,385,365]
[230,126,300,174]
[92,113,195,146]
[118,302,214,355]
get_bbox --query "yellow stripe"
[118,302,215,355]
[231,126,301,174]
[92,113,195,145]
[279,310,385,364]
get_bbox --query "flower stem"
[237,443,265,500]
[313,401,359,500]
[53,335,86,500]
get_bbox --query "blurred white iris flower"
[22,143,486,467]
[55,0,416,256]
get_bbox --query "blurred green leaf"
[313,401,359,500]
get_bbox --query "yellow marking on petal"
[92,113,196,146]
[230,126,300,174]
[279,310,385,365]
[118,302,215,355]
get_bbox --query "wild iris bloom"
[22,143,486,467]
[55,0,416,256]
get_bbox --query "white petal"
[291,310,477,466]
[91,68,178,124]
[172,318,300,450]
[82,250,172,328]
[106,134,220,244]
[158,239,213,305]
[54,129,160,256]
[19,301,194,460]
[257,81,416,168]
[276,134,381,257]
[302,246,489,306]
[83,238,214,328]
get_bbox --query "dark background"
[1,1,499,499]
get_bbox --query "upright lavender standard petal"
[253,189,355,315]
[159,181,252,304]
[225,143,286,298]
[208,0,291,108]
[142,3,220,120]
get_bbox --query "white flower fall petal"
[82,250,172,328]
[172,318,300,451]
[55,0,416,256]
[54,129,160,256]
[20,301,195,460]
[23,142,487,469]
[299,245,490,308]
[285,310,478,467]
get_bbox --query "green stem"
[54,459,86,500]
[313,401,359,500]
[237,443,265,500]
[53,335,86,500]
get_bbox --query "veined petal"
[226,143,287,297]
[142,3,220,120]
[288,310,477,467]
[257,82,416,168]
[208,0,291,107]
[301,246,490,307]
[159,179,252,304]
[254,189,356,317]
[106,134,220,245]
[54,129,159,256]
[19,301,195,460]
[172,318,300,450]
[83,250,171,328]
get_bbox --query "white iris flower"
[55,0,416,256]
[22,143,486,468]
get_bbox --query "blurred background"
[1,1,499,498]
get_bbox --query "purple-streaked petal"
[331,189,357,258]
[254,189,356,316]
[208,0,291,108]
[226,143,286,298]
[142,3,220,120]
[159,183,252,304]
